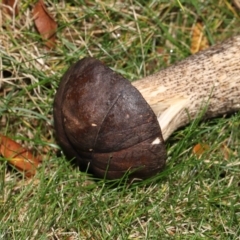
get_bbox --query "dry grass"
[0,0,240,239]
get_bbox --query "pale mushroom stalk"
[132,35,240,140]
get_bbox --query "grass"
[0,0,240,239]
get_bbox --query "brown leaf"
[2,0,19,16]
[0,134,41,177]
[220,143,231,160]
[192,143,210,157]
[193,142,231,160]
[190,22,209,54]
[32,0,57,49]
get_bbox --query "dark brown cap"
[53,57,166,179]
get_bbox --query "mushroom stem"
[132,35,240,140]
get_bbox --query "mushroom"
[53,35,240,180]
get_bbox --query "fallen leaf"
[2,0,19,16]
[190,22,209,54]
[220,143,231,160]
[32,0,57,49]
[0,134,41,177]
[193,141,231,160]
[192,143,210,157]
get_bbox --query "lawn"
[1,0,240,239]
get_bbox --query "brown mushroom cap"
[53,57,166,179]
